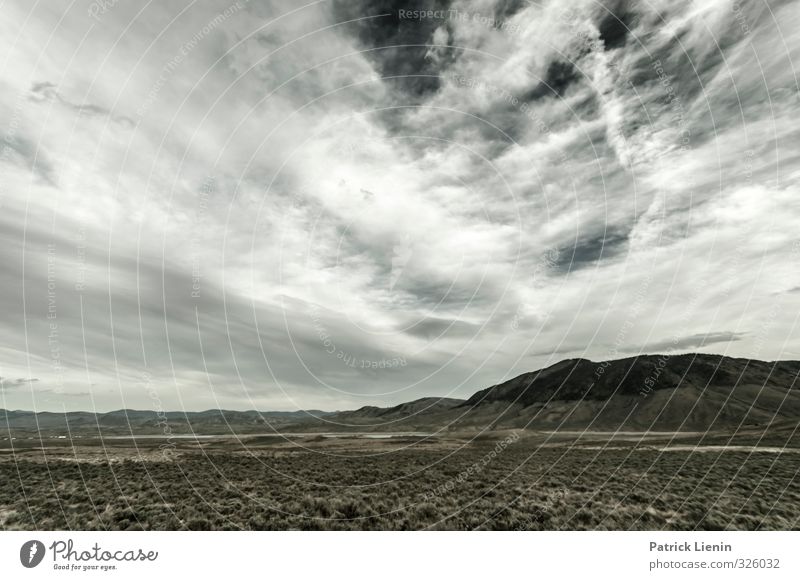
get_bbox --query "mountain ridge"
[2,354,798,434]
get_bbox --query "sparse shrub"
[1,443,799,531]
[186,518,211,531]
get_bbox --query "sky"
[0,0,799,412]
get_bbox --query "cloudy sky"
[1,0,798,412]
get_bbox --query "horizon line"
[2,352,797,415]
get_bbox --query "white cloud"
[1,0,798,411]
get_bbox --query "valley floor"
[1,430,799,530]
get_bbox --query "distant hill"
[335,397,464,422]
[0,409,333,436]
[3,354,799,435]
[465,355,800,404]
[455,354,800,431]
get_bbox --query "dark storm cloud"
[0,208,482,409]
[16,240,305,390]
[401,316,479,340]
[616,1,786,144]
[596,2,635,50]
[525,342,598,358]
[332,0,455,100]
[389,274,504,311]
[635,332,748,354]
[29,81,135,127]
[0,377,39,391]
[492,0,528,22]
[469,99,534,145]
[522,59,582,103]
[633,45,723,115]
[2,133,57,185]
[569,91,601,122]
[552,229,630,273]
[533,331,748,359]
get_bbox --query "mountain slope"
[455,355,800,431]
[336,397,464,420]
[2,355,798,435]
[464,355,800,406]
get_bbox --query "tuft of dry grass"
[1,439,799,530]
